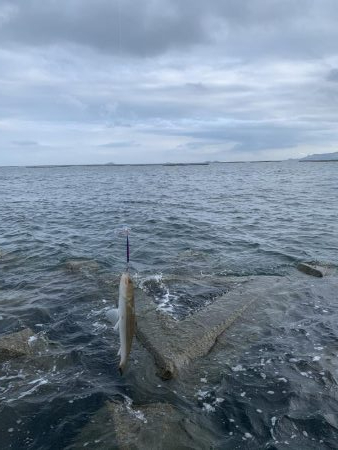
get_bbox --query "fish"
[106,272,135,374]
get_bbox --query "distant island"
[20,154,338,169]
[300,151,338,161]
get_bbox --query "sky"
[1,0,338,165]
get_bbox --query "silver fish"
[107,272,135,374]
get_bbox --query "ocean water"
[0,161,337,449]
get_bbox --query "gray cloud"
[11,140,40,146]
[1,0,337,59]
[327,68,338,82]
[98,140,139,148]
[1,0,338,165]
[0,0,208,56]
[144,119,315,153]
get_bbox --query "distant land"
[23,161,282,168]
[300,151,338,161]
[1,153,336,168]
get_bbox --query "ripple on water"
[0,163,338,448]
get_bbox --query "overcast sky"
[1,0,338,165]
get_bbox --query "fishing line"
[126,230,130,272]
[128,240,149,258]
[113,227,130,271]
[112,229,151,262]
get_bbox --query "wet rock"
[73,401,213,450]
[297,262,324,278]
[0,328,35,362]
[0,250,16,262]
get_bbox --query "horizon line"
[0,159,291,168]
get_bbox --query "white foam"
[136,272,163,289]
[300,372,310,378]
[123,395,147,423]
[202,403,215,413]
[92,321,107,332]
[134,409,147,423]
[232,365,245,372]
[156,288,177,314]
[277,377,288,383]
[18,378,48,399]
[0,374,25,381]
[28,335,37,345]
[196,389,209,399]
[137,273,178,314]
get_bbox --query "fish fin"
[113,318,120,332]
[106,308,119,325]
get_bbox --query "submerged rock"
[297,262,324,278]
[73,400,214,450]
[65,259,100,273]
[111,402,182,449]
[0,328,35,362]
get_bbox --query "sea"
[0,161,337,449]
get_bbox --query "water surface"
[0,162,337,449]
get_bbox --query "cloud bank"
[1,0,338,164]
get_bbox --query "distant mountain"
[301,151,338,161]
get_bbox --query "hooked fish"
[107,272,135,374]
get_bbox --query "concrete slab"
[135,276,264,379]
[297,261,338,277]
[0,328,35,362]
[297,262,324,277]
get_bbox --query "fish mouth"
[119,363,126,375]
